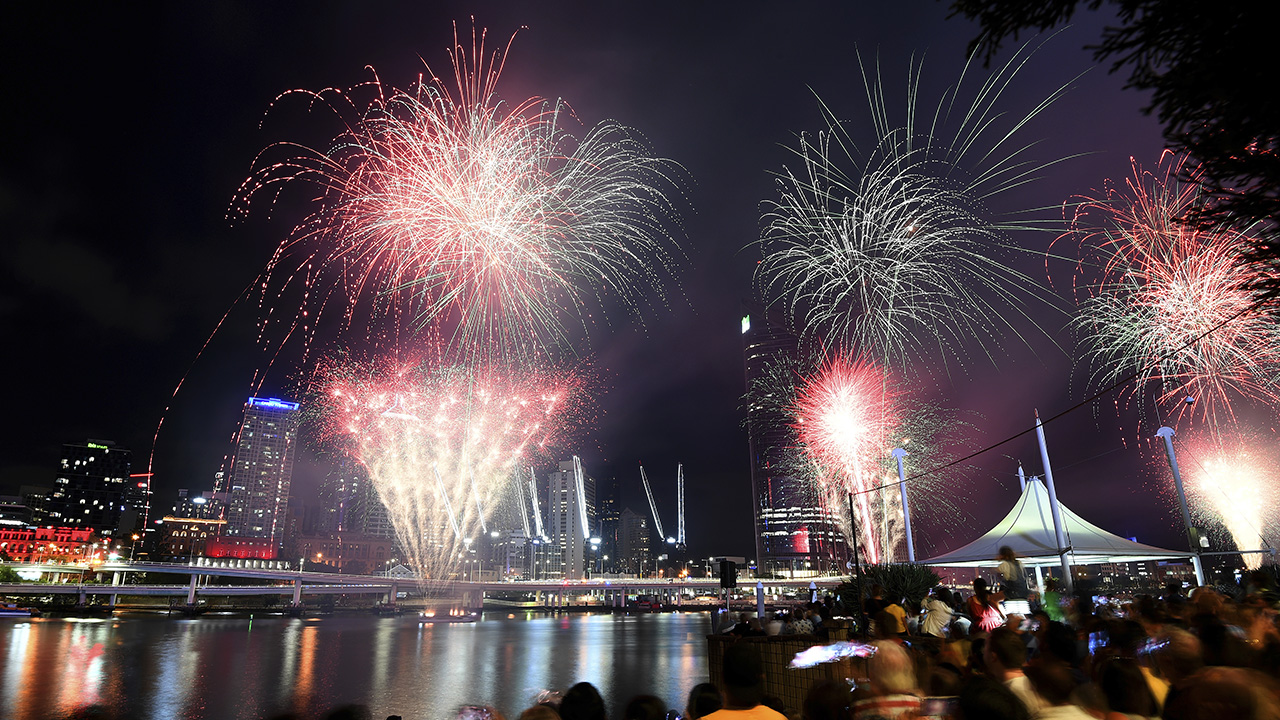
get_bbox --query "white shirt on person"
[920,598,953,637]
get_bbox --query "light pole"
[129,534,141,562]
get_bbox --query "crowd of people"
[711,554,1280,719]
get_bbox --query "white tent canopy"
[921,479,1194,568]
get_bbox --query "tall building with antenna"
[742,303,848,576]
[221,397,300,556]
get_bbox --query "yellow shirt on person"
[702,705,787,720]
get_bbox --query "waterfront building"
[0,496,34,527]
[547,458,595,580]
[742,304,849,576]
[18,486,52,526]
[296,533,396,574]
[618,507,651,576]
[220,397,300,557]
[155,516,225,560]
[172,487,225,521]
[46,439,145,539]
[0,525,100,563]
[318,461,394,539]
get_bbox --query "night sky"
[4,2,1209,561]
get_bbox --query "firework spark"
[1069,153,1280,426]
[233,25,684,365]
[312,354,589,581]
[1176,428,1280,570]
[756,42,1072,370]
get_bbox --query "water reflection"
[0,612,710,720]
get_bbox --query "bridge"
[0,560,849,610]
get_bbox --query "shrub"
[835,563,940,611]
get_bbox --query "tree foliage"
[948,0,1280,304]
[836,562,941,611]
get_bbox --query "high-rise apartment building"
[318,460,394,539]
[742,304,848,576]
[596,476,620,574]
[221,397,300,551]
[47,439,143,538]
[618,507,651,576]
[547,457,595,580]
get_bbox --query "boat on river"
[0,604,40,618]
[418,610,478,624]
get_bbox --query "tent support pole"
[1156,427,1207,586]
[1035,411,1074,594]
[892,448,915,563]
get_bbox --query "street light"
[129,534,141,562]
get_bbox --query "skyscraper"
[318,460,393,539]
[47,439,142,538]
[221,397,300,551]
[618,507,651,576]
[742,304,847,576]
[596,476,620,574]
[547,457,595,579]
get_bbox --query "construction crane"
[676,463,686,548]
[528,466,545,539]
[514,467,532,539]
[640,465,667,542]
[572,456,590,540]
[641,464,687,546]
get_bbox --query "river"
[0,611,714,720]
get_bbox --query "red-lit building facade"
[0,525,101,563]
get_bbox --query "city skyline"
[6,3,1267,564]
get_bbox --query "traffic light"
[719,560,737,588]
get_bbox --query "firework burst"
[745,352,970,564]
[233,25,685,366]
[311,353,590,581]
[1174,427,1280,569]
[756,41,1073,370]
[1068,153,1280,427]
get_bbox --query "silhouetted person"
[686,682,723,720]
[518,707,561,720]
[802,680,850,720]
[561,683,607,720]
[701,644,786,720]
[1098,658,1158,720]
[986,627,1042,714]
[623,696,668,720]
[1025,663,1090,720]
[957,676,1030,720]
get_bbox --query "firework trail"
[311,354,589,581]
[756,41,1073,371]
[746,352,970,563]
[1174,427,1280,569]
[1068,153,1280,427]
[232,25,685,366]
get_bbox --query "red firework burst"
[1067,153,1280,426]
[793,355,902,563]
[232,24,683,365]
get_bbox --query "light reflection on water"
[0,612,712,720]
